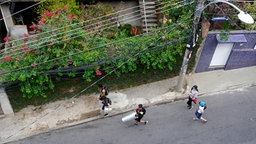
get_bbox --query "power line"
[2,0,193,58]
[0,0,11,5]
[1,0,190,50]
[0,15,193,76]
[0,0,46,21]
[71,36,189,98]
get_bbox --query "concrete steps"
[139,0,158,33]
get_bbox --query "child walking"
[193,101,207,122]
[135,104,148,125]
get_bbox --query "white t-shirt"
[197,106,204,114]
[189,89,198,99]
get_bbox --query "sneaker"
[144,121,148,125]
[104,113,108,116]
[188,106,193,109]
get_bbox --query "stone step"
[140,10,156,14]
[142,19,157,22]
[141,15,157,19]
[139,1,156,5]
[139,5,156,9]
[142,23,158,27]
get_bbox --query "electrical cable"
[0,12,194,76]
[2,0,193,59]
[0,0,190,50]
[70,36,189,98]
[0,0,11,5]
[0,0,46,21]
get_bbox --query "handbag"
[192,97,197,104]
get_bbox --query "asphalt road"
[7,86,256,144]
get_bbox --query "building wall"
[195,32,256,73]
[102,0,141,27]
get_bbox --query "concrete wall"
[102,0,141,27]
[195,31,256,73]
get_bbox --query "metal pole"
[176,0,206,92]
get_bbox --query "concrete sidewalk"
[1,66,256,143]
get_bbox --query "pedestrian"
[135,104,148,125]
[97,84,110,113]
[102,96,112,116]
[193,101,207,122]
[98,84,108,101]
[187,85,199,109]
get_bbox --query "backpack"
[103,86,109,95]
[107,97,112,105]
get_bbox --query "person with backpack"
[97,84,110,115]
[102,96,112,116]
[135,104,148,125]
[193,101,207,122]
[187,85,199,109]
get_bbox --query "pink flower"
[68,61,72,65]
[48,43,53,46]
[67,14,72,20]
[55,9,59,14]
[66,40,70,44]
[45,10,53,17]
[21,43,27,50]
[39,19,46,25]
[57,20,61,23]
[63,6,67,11]
[32,63,37,67]
[29,25,35,29]
[4,56,12,61]
[3,37,8,42]
[96,70,102,76]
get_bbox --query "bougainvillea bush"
[1,1,195,99]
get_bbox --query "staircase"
[139,0,158,33]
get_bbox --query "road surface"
[7,86,256,144]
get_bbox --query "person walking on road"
[193,101,207,122]
[135,104,148,125]
[187,85,199,109]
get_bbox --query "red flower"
[4,56,12,61]
[21,43,27,50]
[63,6,67,11]
[66,39,70,44]
[29,25,35,29]
[55,9,59,14]
[45,10,53,17]
[68,61,72,65]
[67,14,72,20]
[32,63,37,67]
[57,20,61,23]
[3,37,8,42]
[39,19,46,25]
[95,70,102,76]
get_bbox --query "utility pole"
[176,0,206,92]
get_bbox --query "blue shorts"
[195,111,202,119]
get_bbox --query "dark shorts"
[195,111,202,119]
[135,115,143,122]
